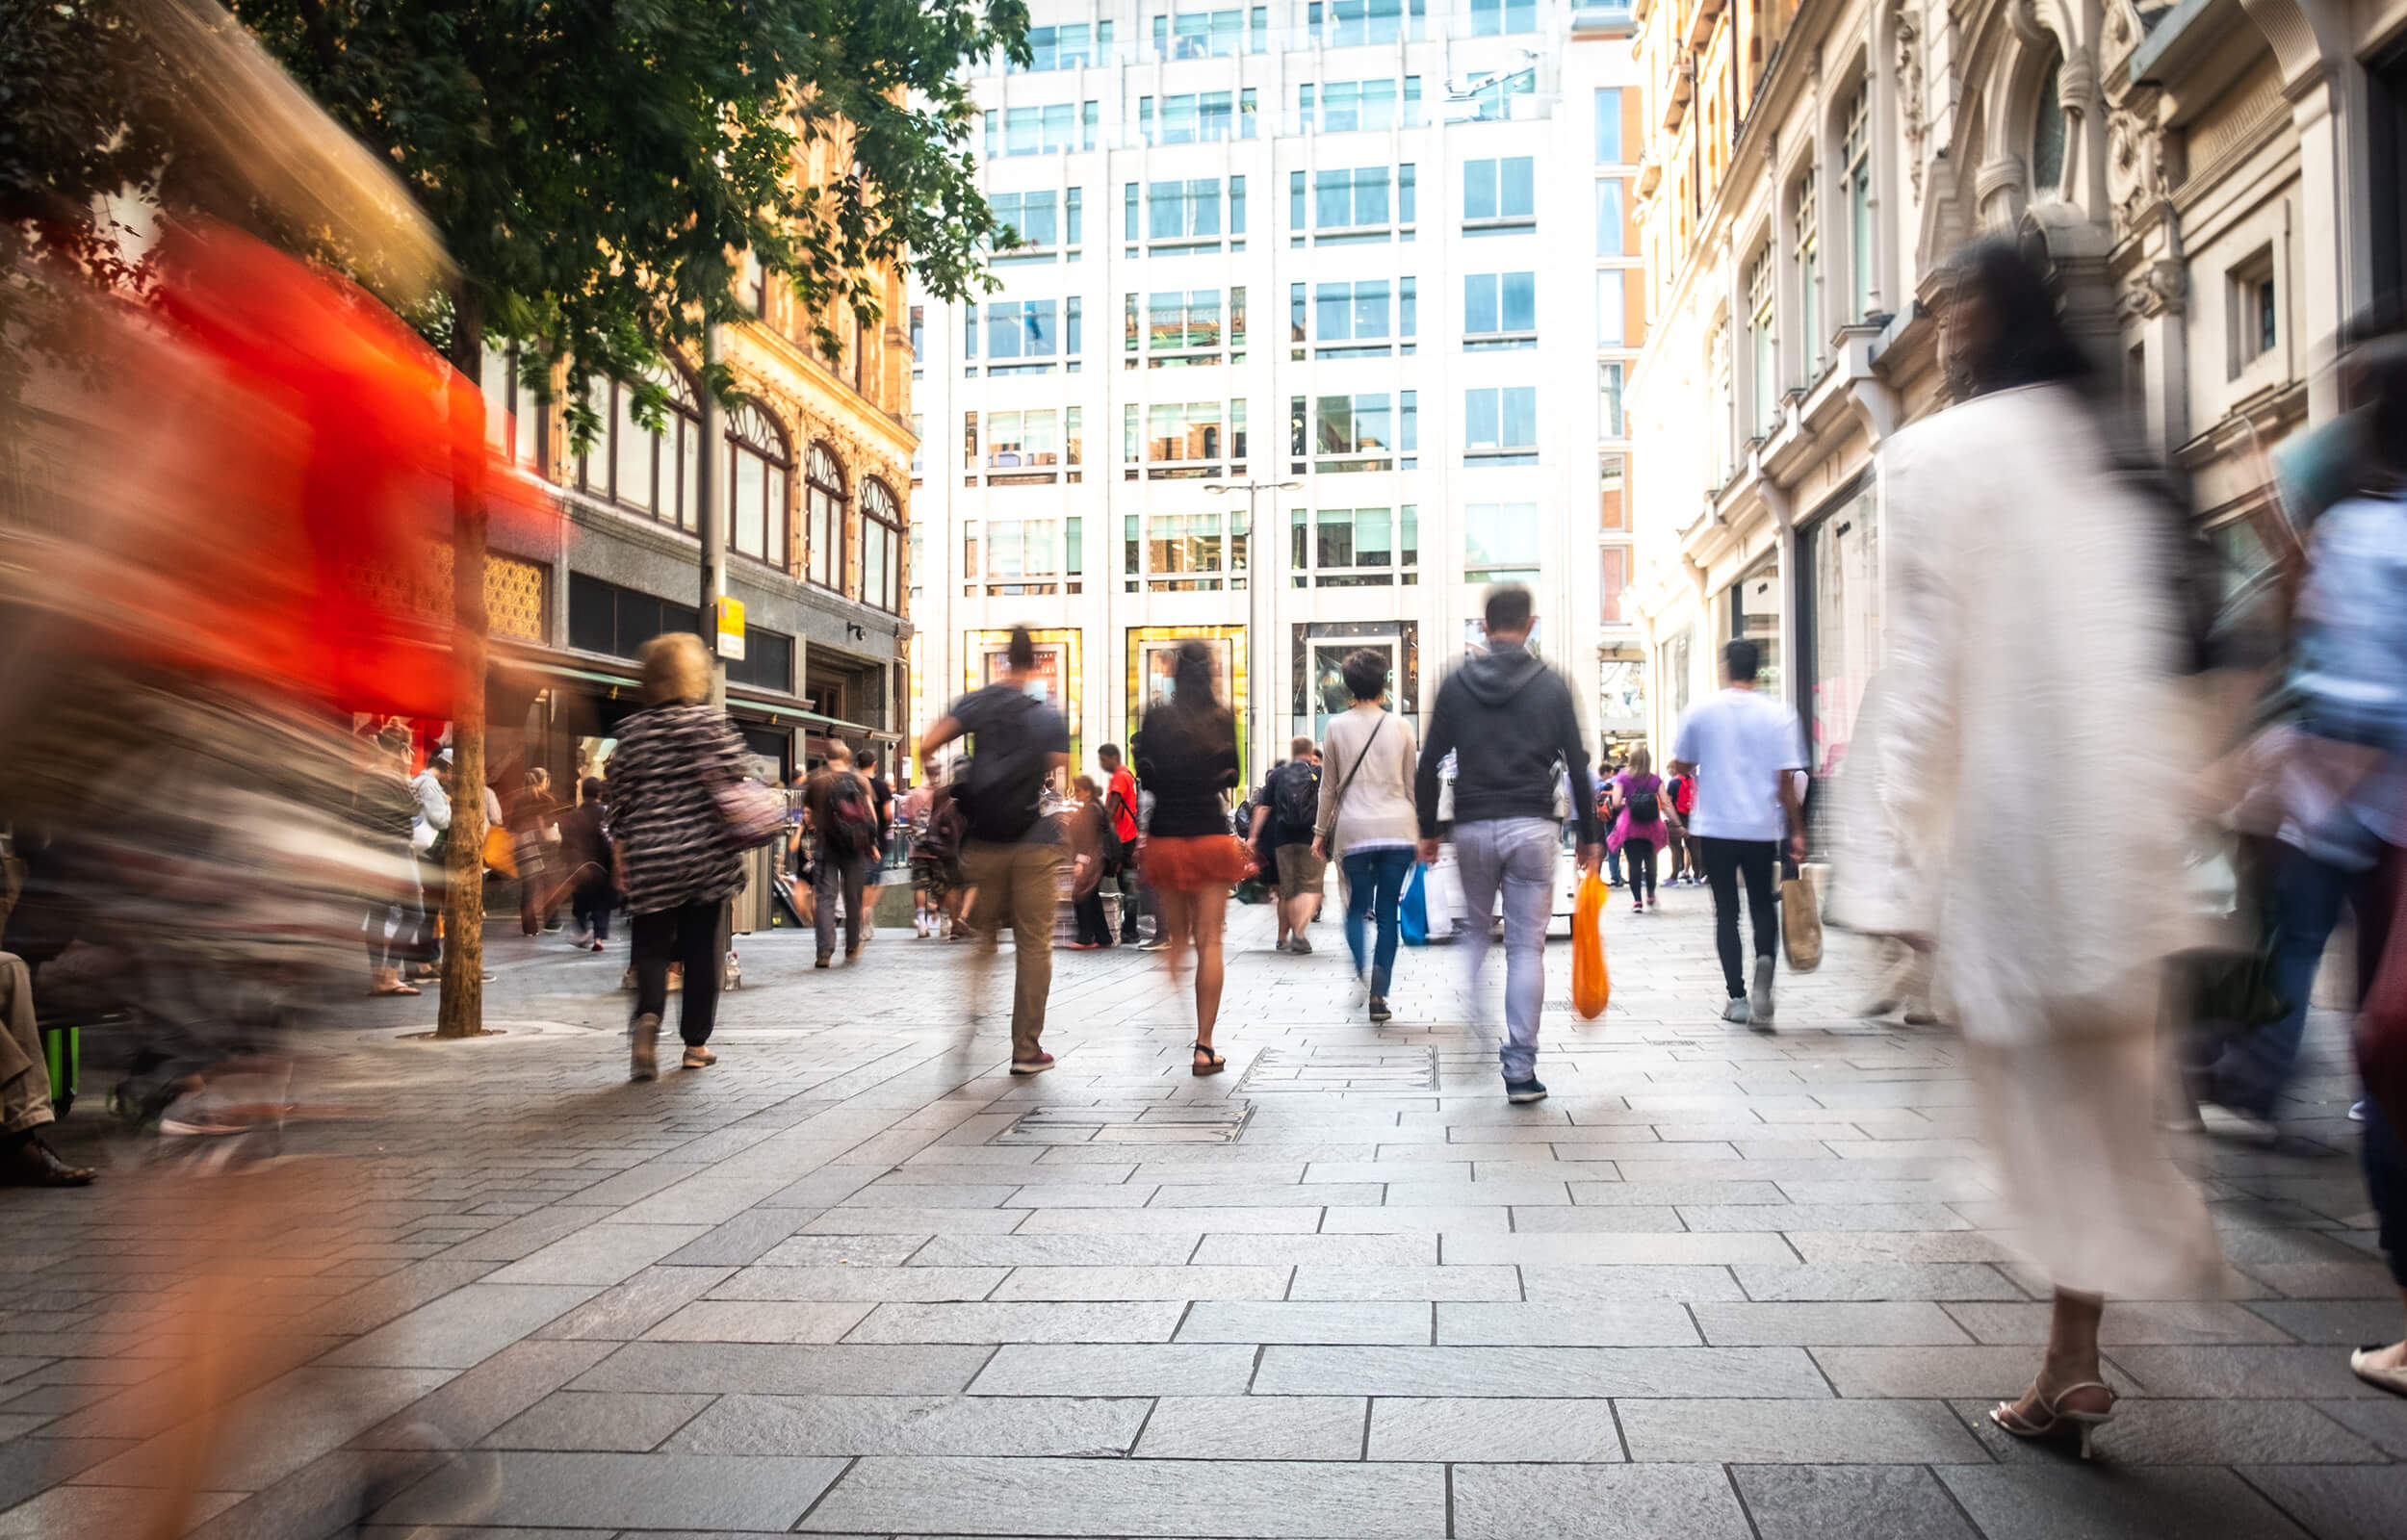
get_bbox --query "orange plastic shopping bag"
[1571,870,1611,1019]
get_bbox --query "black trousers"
[1116,865,1146,941]
[632,900,724,1046]
[1621,838,1656,903]
[1700,836,1779,998]
[1074,886,1112,946]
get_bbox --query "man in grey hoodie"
[1416,586,1604,1103]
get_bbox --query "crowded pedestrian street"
[0,897,2394,1539]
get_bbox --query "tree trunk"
[437,292,491,1039]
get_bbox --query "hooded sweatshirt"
[1414,640,1603,845]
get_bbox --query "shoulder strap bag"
[1322,712,1387,854]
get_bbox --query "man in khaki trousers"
[918,627,1073,1074]
[2,953,94,1186]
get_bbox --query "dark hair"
[1340,648,1387,702]
[1484,584,1534,635]
[581,776,605,804]
[1949,240,2089,395]
[1007,625,1037,671]
[1169,639,1219,709]
[1724,637,1762,683]
[375,727,411,759]
[858,749,879,773]
[1098,743,1123,765]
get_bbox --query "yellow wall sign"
[715,595,746,661]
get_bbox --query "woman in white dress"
[1842,243,2224,1456]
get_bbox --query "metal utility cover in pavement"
[1234,1045,1440,1093]
[994,1103,1255,1144]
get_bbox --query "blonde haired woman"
[604,633,749,1080]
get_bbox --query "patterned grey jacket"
[605,704,748,914]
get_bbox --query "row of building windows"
[483,351,903,615]
[1002,0,1580,74]
[981,69,1561,154]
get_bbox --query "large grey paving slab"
[1946,1298,2293,1346]
[1954,1397,2387,1465]
[1450,1463,1753,1540]
[759,1233,932,1267]
[1732,1466,1980,1540]
[2315,1396,2407,1457]
[70,1365,454,1491]
[483,1224,712,1286]
[910,1234,1203,1267]
[1016,1206,1325,1234]
[1694,1300,1974,1346]
[665,1392,1149,1456]
[569,1341,991,1396]
[708,1265,1006,1301]
[967,1344,1259,1397]
[984,1265,1291,1300]
[2104,1344,2389,1399]
[1813,1346,2144,1400]
[1936,1464,2313,1540]
[1441,1232,1798,1265]
[368,1450,846,1531]
[2239,1465,2407,1540]
[1190,1233,1436,1266]
[1731,1263,2027,1300]
[482,1390,718,1450]
[1287,1265,1522,1300]
[1366,1397,1625,1461]
[352,1340,619,1451]
[1517,1264,1748,1303]
[529,1266,734,1342]
[794,1454,1447,1535]
[322,1285,604,1369]
[1252,1345,1832,1398]
[1133,1396,1367,1459]
[1178,1301,1431,1345]
[1435,1301,1698,1346]
[844,1301,1187,1343]
[1616,1398,1986,1463]
[639,1299,872,1343]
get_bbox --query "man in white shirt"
[1669,638,1806,1028]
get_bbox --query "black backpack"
[920,787,967,863]
[1272,759,1320,839]
[1628,783,1660,824]
[954,693,1048,841]
[822,772,879,857]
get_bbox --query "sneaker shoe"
[1368,995,1392,1024]
[1138,938,1170,952]
[1290,936,1313,955]
[1721,997,1753,1026]
[630,1013,660,1081]
[1749,955,1776,1025]
[1010,1052,1057,1076]
[1505,1078,1549,1104]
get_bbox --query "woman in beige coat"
[1842,244,2222,1457]
[1311,649,1421,1022]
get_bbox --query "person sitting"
[0,951,94,1186]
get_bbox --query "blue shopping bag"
[1400,862,1429,946]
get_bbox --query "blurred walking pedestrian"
[1852,241,2223,1453]
[919,627,1073,1074]
[1134,641,1250,1074]
[1416,586,1603,1103]
[557,776,615,952]
[506,766,559,936]
[1311,649,1419,1024]
[1066,776,1115,948]
[1670,640,1805,1027]
[607,633,751,1080]
[1100,745,1148,945]
[1252,739,1327,953]
[1606,746,1670,914]
[806,744,880,967]
[355,727,422,996]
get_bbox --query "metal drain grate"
[994,1103,1255,1144]
[1233,1045,1439,1093]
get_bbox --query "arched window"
[2031,49,2067,201]
[728,401,791,570]
[861,477,902,612]
[806,443,846,591]
[578,367,702,531]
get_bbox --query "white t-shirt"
[1671,687,1806,842]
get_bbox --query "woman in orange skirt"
[1133,641,1249,1074]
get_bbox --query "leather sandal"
[1990,1379,2116,1459]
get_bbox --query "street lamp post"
[1204,477,1302,779]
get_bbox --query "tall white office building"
[908,0,1644,783]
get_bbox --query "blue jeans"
[2210,845,2383,1118]
[1341,848,1415,996]
[1453,817,1560,1084]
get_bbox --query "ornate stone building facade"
[1626,0,2354,838]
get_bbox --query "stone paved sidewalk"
[0,875,2398,1539]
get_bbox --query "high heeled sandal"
[1990,1379,2116,1459]
[1190,1042,1225,1076]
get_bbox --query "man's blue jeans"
[2211,845,2383,1118]
[1453,817,1560,1085]
[1341,848,1415,996]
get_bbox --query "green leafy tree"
[214,0,1030,1035]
